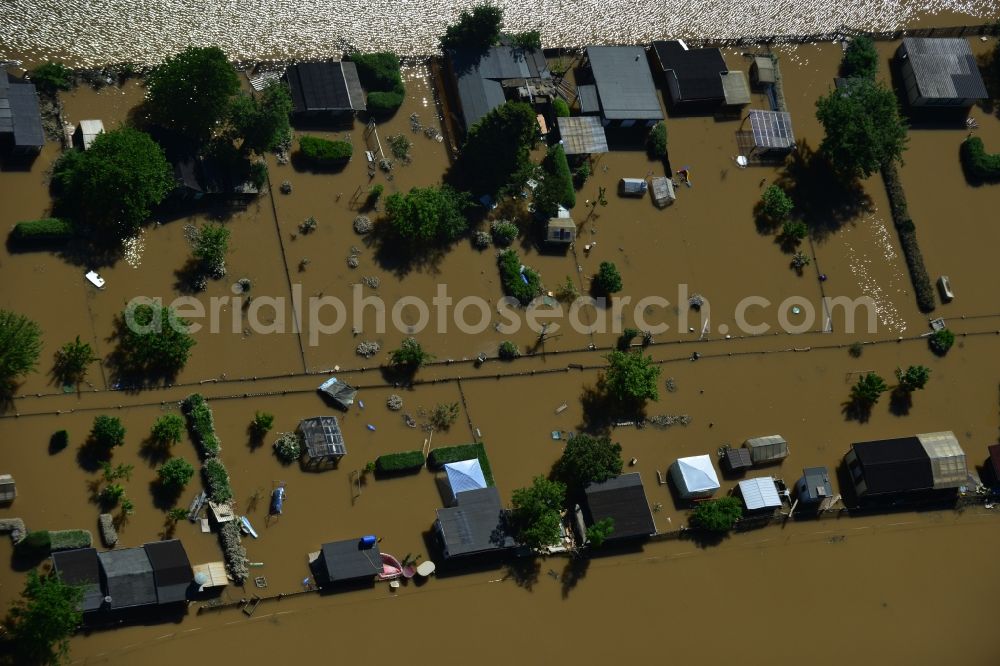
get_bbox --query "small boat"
[378,552,404,581]
[270,486,285,515]
[402,565,416,579]
[240,516,259,539]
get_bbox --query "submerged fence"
[693,22,1000,48]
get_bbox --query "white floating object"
[416,561,436,577]
[85,270,105,288]
[736,155,748,167]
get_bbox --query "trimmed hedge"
[49,529,93,551]
[428,442,495,486]
[15,530,52,557]
[203,457,233,502]
[352,52,405,112]
[182,393,221,457]
[10,218,74,244]
[881,163,936,313]
[960,136,1000,183]
[546,144,575,209]
[647,121,668,159]
[498,248,542,305]
[375,450,425,473]
[553,98,570,117]
[299,136,352,166]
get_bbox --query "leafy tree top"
[31,62,74,94]
[151,413,185,446]
[604,350,661,406]
[510,31,542,51]
[440,4,503,50]
[90,415,126,449]
[6,570,83,665]
[389,337,433,369]
[510,476,566,550]
[850,371,888,407]
[52,127,173,240]
[158,457,195,489]
[555,434,623,491]
[896,365,930,393]
[146,46,240,142]
[593,261,623,295]
[0,309,42,391]
[454,101,538,196]
[228,81,292,154]
[760,184,793,222]
[385,185,472,246]
[586,517,615,547]
[816,78,908,180]
[53,336,97,385]
[115,302,195,380]
[841,36,879,80]
[690,496,743,532]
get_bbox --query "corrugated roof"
[739,477,782,510]
[917,431,967,489]
[435,486,514,557]
[0,75,44,148]
[584,473,656,539]
[900,38,988,101]
[99,547,157,609]
[557,115,609,154]
[447,46,550,130]
[286,62,366,113]
[586,46,663,120]
[652,40,727,103]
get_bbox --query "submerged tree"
[453,101,538,196]
[228,80,292,154]
[150,414,185,447]
[895,365,931,393]
[89,415,126,450]
[603,350,661,408]
[554,434,623,492]
[388,337,434,374]
[592,261,623,295]
[841,35,879,80]
[759,184,793,224]
[192,223,231,279]
[586,517,615,547]
[850,372,888,408]
[115,303,196,379]
[53,336,97,386]
[5,570,83,665]
[510,476,566,550]
[439,4,503,50]
[146,46,240,142]
[690,496,743,532]
[385,185,472,246]
[0,309,42,394]
[158,457,196,490]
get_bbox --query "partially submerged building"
[94,540,192,611]
[737,477,783,512]
[286,61,366,115]
[442,458,488,506]
[72,119,105,150]
[671,455,721,500]
[51,547,104,613]
[0,73,44,154]
[0,474,15,503]
[582,473,656,541]
[741,109,795,159]
[583,46,664,128]
[434,487,515,559]
[651,40,750,109]
[896,37,987,108]
[795,466,835,505]
[444,44,553,132]
[299,415,346,466]
[556,115,609,155]
[844,431,968,499]
[312,537,382,585]
[744,434,789,465]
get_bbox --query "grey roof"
[799,466,833,502]
[586,46,663,121]
[577,84,601,114]
[144,540,192,604]
[447,46,550,130]
[899,38,988,101]
[52,548,104,612]
[557,115,609,154]
[299,415,346,460]
[584,473,656,539]
[318,538,381,583]
[0,74,44,149]
[99,547,157,610]
[435,486,514,558]
[748,109,795,151]
[721,71,751,105]
[652,40,727,102]
[286,61,366,113]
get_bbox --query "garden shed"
[556,116,609,154]
[650,177,675,207]
[722,447,753,473]
[671,455,721,500]
[192,561,228,591]
[742,110,795,158]
[795,466,833,504]
[314,538,381,585]
[317,376,358,409]
[744,434,789,464]
[286,61,366,114]
[443,459,488,505]
[738,477,782,511]
[546,216,575,244]
[0,474,14,503]
[619,177,648,196]
[750,56,776,86]
[299,415,346,464]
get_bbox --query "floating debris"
[362,275,380,289]
[299,216,318,234]
[347,255,360,268]
[280,180,292,194]
[689,293,705,310]
[403,413,417,428]
[665,377,677,393]
[237,278,252,293]
[387,394,403,411]
[646,414,692,428]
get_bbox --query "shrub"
[841,35,879,79]
[498,340,520,360]
[960,136,1000,183]
[191,223,231,278]
[31,62,74,93]
[389,337,433,370]
[929,328,955,356]
[352,52,405,112]
[760,184,793,223]
[10,218,74,244]
[491,219,518,245]
[250,161,268,189]
[375,450,425,473]
[781,220,808,242]
[203,458,232,502]
[299,136,353,166]
[367,183,384,207]
[881,163,935,312]
[573,161,591,189]
[50,430,69,452]
[182,393,221,457]
[90,415,125,449]
[273,432,302,463]
[553,98,570,117]
[647,121,668,159]
[100,483,125,505]
[429,402,460,430]
[593,261,623,295]
[534,144,575,216]
[385,185,472,245]
[428,442,495,486]
[690,497,743,532]
[48,529,92,551]
[158,457,195,490]
[150,413,185,446]
[250,411,274,437]
[511,30,542,50]
[367,90,405,112]
[498,249,542,305]
[16,531,52,557]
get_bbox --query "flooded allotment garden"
[2,11,1000,666]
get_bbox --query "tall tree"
[146,46,240,142]
[841,35,879,79]
[228,81,292,154]
[440,4,503,50]
[895,365,930,393]
[52,128,172,240]
[816,78,908,180]
[850,372,888,407]
[510,476,566,550]
[603,350,661,407]
[453,101,538,196]
[115,303,195,379]
[0,309,42,393]
[555,434,623,491]
[53,336,97,385]
[5,570,83,665]
[385,185,472,245]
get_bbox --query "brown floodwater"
[2,35,1000,665]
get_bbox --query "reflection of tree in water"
[560,555,590,599]
[505,558,540,591]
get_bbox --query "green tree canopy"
[510,31,542,50]
[841,35,879,79]
[586,517,615,547]
[150,413,185,446]
[533,143,575,216]
[5,570,83,665]
[593,261,623,295]
[90,415,126,450]
[192,223,231,277]
[52,127,173,240]
[115,303,195,379]
[510,476,566,550]
[690,496,743,532]
[53,336,97,385]
[647,121,668,159]
[453,101,538,196]
[228,81,292,154]
[389,337,434,371]
[385,185,472,245]
[759,184,793,223]
[351,52,405,112]
[929,328,955,356]
[158,457,195,490]
[850,371,888,407]
[816,78,908,180]
[0,309,42,393]
[146,46,240,142]
[30,62,74,94]
[604,350,661,407]
[555,434,623,491]
[895,365,930,393]
[440,4,503,50]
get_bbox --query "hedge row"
[498,249,542,305]
[352,52,405,112]
[428,442,495,487]
[49,529,93,551]
[545,144,575,209]
[299,135,352,166]
[375,450,426,473]
[10,218,74,244]
[881,163,936,313]
[182,393,221,457]
[202,458,233,503]
[960,136,1000,183]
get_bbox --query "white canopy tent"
[738,477,782,510]
[444,459,488,505]
[671,455,720,499]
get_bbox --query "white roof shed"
[671,455,720,499]
[738,477,782,511]
[444,459,488,505]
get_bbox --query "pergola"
[557,116,609,155]
[299,416,346,465]
[744,109,795,156]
